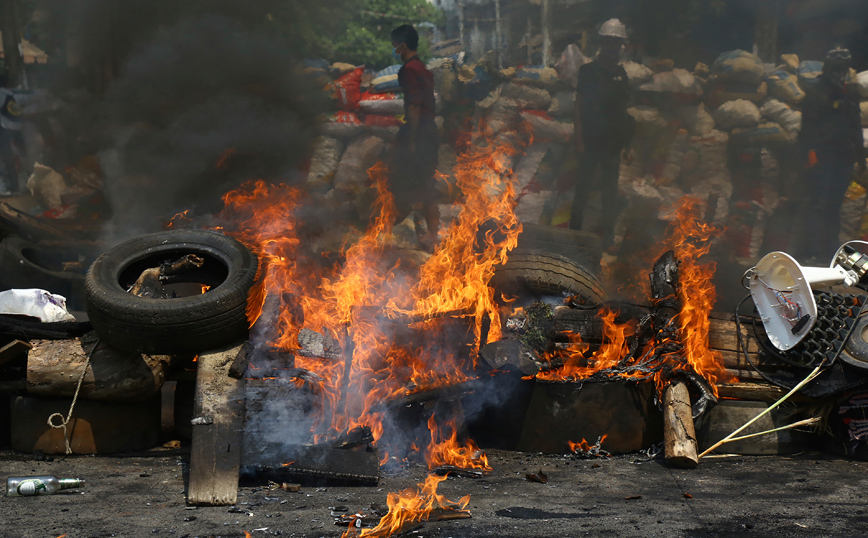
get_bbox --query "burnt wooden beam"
[227,342,252,379]
[243,442,380,486]
[187,341,247,506]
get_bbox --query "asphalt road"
[2,447,868,538]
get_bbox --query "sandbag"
[622,61,653,86]
[761,99,802,135]
[514,190,553,224]
[557,44,589,89]
[307,136,344,187]
[730,121,793,145]
[520,111,572,142]
[713,99,761,131]
[331,62,356,76]
[372,64,402,93]
[857,70,868,99]
[862,101,868,128]
[547,90,576,118]
[841,182,867,241]
[484,98,520,138]
[359,91,404,115]
[683,130,731,196]
[780,54,799,72]
[765,68,806,104]
[657,129,689,186]
[798,61,823,88]
[628,106,668,137]
[27,163,67,209]
[514,66,559,88]
[333,135,385,192]
[638,69,702,95]
[364,114,403,128]
[674,103,715,135]
[501,82,552,110]
[333,66,364,111]
[319,111,366,138]
[705,81,767,108]
[711,50,764,85]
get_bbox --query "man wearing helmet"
[569,18,634,251]
[799,46,866,262]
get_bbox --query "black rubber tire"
[490,249,605,306]
[0,235,98,310]
[516,223,602,274]
[85,230,258,354]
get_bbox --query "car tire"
[490,249,605,306]
[85,230,258,354]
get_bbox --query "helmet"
[599,18,627,39]
[825,46,852,65]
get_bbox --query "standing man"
[388,24,440,252]
[799,46,866,263]
[569,18,633,250]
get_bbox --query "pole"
[494,0,503,69]
[541,0,552,66]
[0,0,24,86]
[458,0,465,51]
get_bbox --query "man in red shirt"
[389,25,440,252]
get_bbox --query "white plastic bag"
[0,289,76,322]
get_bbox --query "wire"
[735,293,868,391]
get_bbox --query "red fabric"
[329,111,362,124]
[364,114,403,128]
[333,66,364,111]
[398,57,436,121]
[359,91,401,102]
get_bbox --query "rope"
[47,343,96,454]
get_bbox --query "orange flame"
[568,435,608,453]
[537,196,732,394]
[340,474,470,538]
[208,133,525,449]
[425,414,491,471]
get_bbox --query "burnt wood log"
[227,342,252,379]
[663,379,699,468]
[26,332,174,401]
[649,252,700,468]
[242,442,380,486]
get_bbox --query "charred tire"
[85,230,258,354]
[490,249,605,306]
[516,223,602,274]
[0,235,96,310]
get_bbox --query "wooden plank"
[716,382,814,403]
[187,342,247,506]
[0,339,31,368]
[708,318,762,354]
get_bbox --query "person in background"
[799,46,866,264]
[0,74,23,193]
[388,24,440,253]
[569,18,634,251]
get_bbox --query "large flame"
[424,413,491,471]
[340,474,470,538]
[212,132,523,447]
[537,197,732,394]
